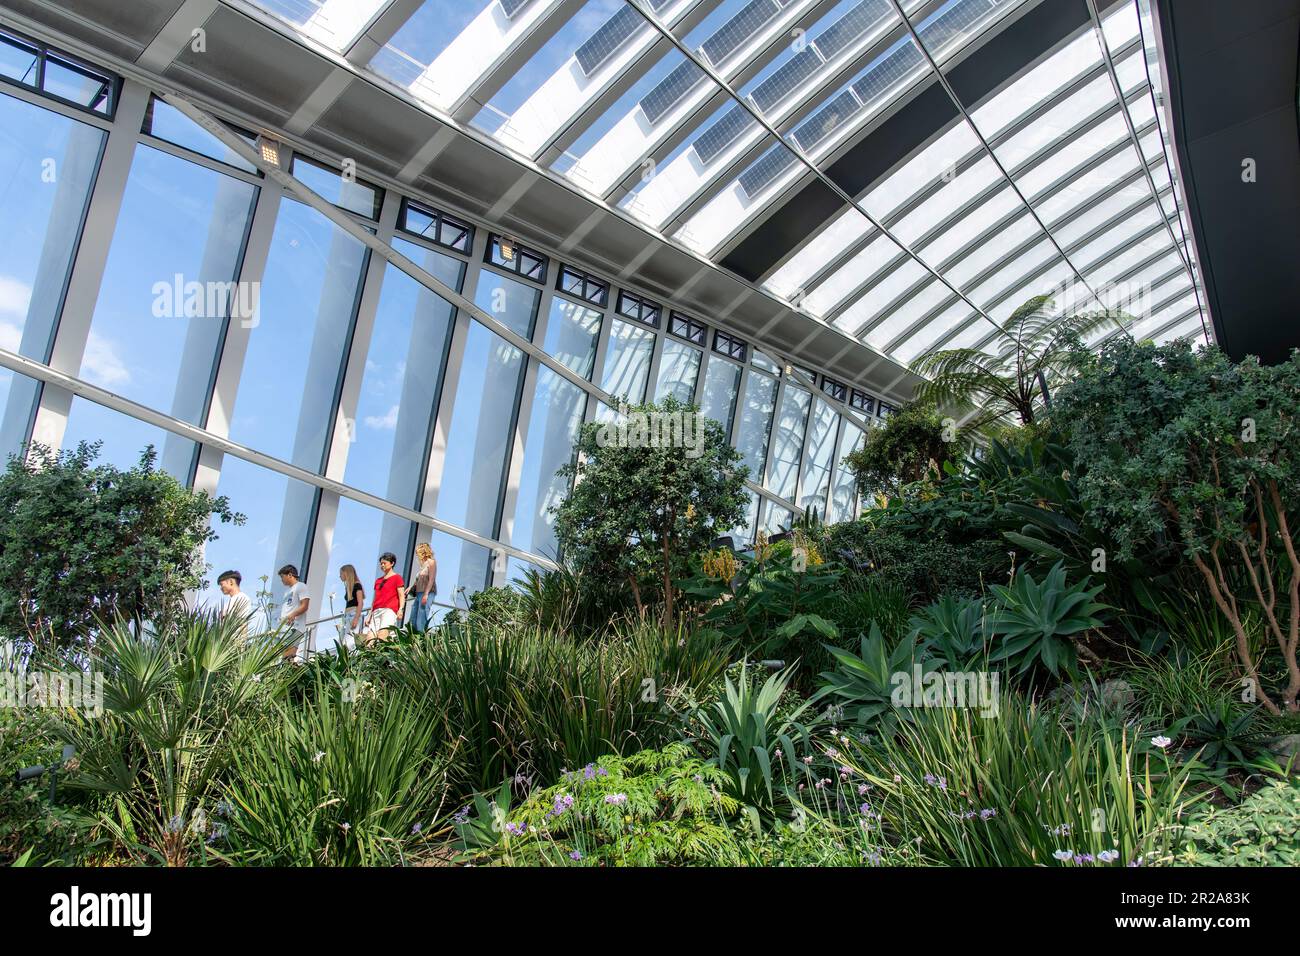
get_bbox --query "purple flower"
[569,850,583,861]
[604,793,627,806]
[979,808,996,821]
[505,821,526,836]
[411,822,423,835]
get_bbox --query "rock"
[1268,734,1300,760]
[1098,679,1136,713]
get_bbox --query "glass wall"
[2,34,892,634]
[0,91,104,455]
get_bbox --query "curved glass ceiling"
[246,0,1210,374]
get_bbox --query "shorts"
[368,607,398,636]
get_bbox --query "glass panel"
[766,383,810,502]
[435,319,525,538]
[142,96,257,173]
[427,528,494,614]
[341,237,461,506]
[735,371,777,480]
[61,398,194,479]
[72,146,256,453]
[291,155,379,219]
[510,365,586,559]
[542,295,601,377]
[654,338,701,404]
[474,268,540,340]
[201,455,317,612]
[759,498,794,536]
[699,354,740,435]
[248,0,389,52]
[798,398,838,517]
[228,198,369,471]
[829,420,864,521]
[0,93,104,454]
[600,317,654,404]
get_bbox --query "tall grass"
[834,694,1198,866]
[219,682,447,866]
[378,621,732,794]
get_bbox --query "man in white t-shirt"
[277,564,310,662]
[217,570,252,639]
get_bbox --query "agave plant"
[815,622,934,731]
[909,594,990,670]
[689,661,815,812]
[911,294,1126,432]
[987,561,1108,679]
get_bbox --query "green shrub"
[909,594,990,670]
[686,662,816,813]
[455,743,745,866]
[0,707,97,865]
[836,693,1197,866]
[376,621,731,794]
[815,622,934,731]
[987,561,1107,680]
[62,612,293,866]
[842,401,960,497]
[219,683,446,866]
[1164,780,1300,866]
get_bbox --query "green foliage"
[682,535,843,671]
[1055,340,1300,712]
[219,682,446,866]
[838,693,1197,866]
[815,622,933,730]
[374,621,731,794]
[0,442,241,656]
[61,612,294,865]
[1172,701,1274,775]
[1165,779,1300,866]
[911,294,1125,431]
[456,744,744,866]
[0,707,96,865]
[843,402,958,496]
[909,594,990,670]
[554,396,749,627]
[687,662,815,813]
[987,561,1107,680]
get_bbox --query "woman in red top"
[366,551,405,646]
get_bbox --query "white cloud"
[364,404,399,431]
[0,319,20,354]
[81,331,132,389]
[0,275,33,321]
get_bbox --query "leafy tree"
[911,294,1126,431]
[843,401,958,497]
[1056,339,1300,713]
[0,442,241,656]
[553,397,749,629]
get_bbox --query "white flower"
[1053,849,1073,861]
[1098,849,1120,863]
[313,751,325,763]
[1151,735,1172,749]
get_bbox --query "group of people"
[214,543,439,660]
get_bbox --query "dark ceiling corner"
[1157,0,1300,364]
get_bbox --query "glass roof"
[241,0,1210,376]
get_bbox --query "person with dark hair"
[217,569,252,638]
[366,552,403,646]
[278,564,310,661]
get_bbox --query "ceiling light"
[256,135,281,168]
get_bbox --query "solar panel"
[918,0,1005,52]
[700,0,782,67]
[640,60,705,125]
[737,144,798,198]
[693,104,758,165]
[849,39,923,108]
[815,0,890,61]
[791,88,861,153]
[575,6,644,76]
[498,0,532,18]
[750,48,823,114]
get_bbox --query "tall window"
[542,296,601,377]
[830,421,865,521]
[735,371,778,481]
[655,338,701,405]
[0,92,104,455]
[767,384,811,501]
[799,398,839,517]
[64,143,256,476]
[510,366,587,559]
[600,317,654,405]
[699,355,740,435]
[228,198,369,471]
[341,237,462,506]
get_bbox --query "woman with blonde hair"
[408,542,437,631]
[339,564,365,644]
